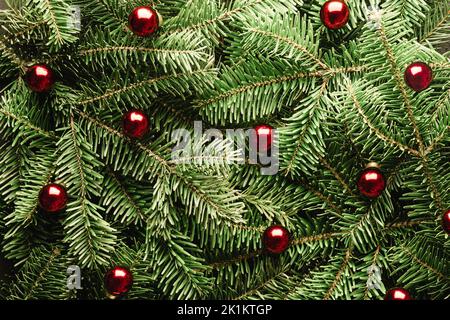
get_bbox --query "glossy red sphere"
[442,210,450,235]
[24,64,55,92]
[254,124,274,153]
[320,0,350,30]
[122,110,149,139]
[384,288,412,300]
[39,183,68,213]
[357,167,386,199]
[128,6,159,37]
[105,266,133,296]
[262,225,290,254]
[404,62,433,92]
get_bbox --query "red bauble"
[39,183,68,213]
[262,225,290,254]
[384,288,412,300]
[24,64,55,92]
[442,210,450,235]
[357,167,386,199]
[128,6,159,37]
[320,0,350,30]
[254,124,274,153]
[404,62,433,92]
[122,109,149,139]
[104,266,133,296]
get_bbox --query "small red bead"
[104,266,133,296]
[404,62,433,92]
[262,225,290,254]
[384,288,412,300]
[128,6,159,37]
[254,124,273,153]
[442,210,450,235]
[39,183,68,213]
[320,0,350,30]
[122,110,149,139]
[24,64,55,92]
[357,167,386,199]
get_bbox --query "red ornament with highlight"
[404,62,433,92]
[104,266,133,296]
[442,210,450,235]
[128,6,159,37]
[262,225,290,254]
[122,109,149,139]
[254,124,274,153]
[357,167,386,199]
[320,0,350,30]
[39,183,68,213]
[24,64,55,92]
[384,288,412,300]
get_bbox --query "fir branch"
[318,155,356,197]
[377,22,425,153]
[323,247,352,300]
[345,80,420,157]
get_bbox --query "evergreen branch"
[346,81,420,157]
[323,247,352,300]
[401,245,446,281]
[197,70,324,110]
[420,158,445,214]
[169,0,265,34]
[232,269,288,300]
[0,108,56,140]
[246,27,328,69]
[377,23,425,153]
[0,39,26,69]
[24,247,61,300]
[79,68,214,106]
[290,232,345,246]
[282,79,329,176]
[385,219,427,229]
[76,110,245,227]
[208,250,264,270]
[103,169,147,225]
[318,155,356,197]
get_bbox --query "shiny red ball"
[24,64,55,92]
[104,266,133,296]
[404,62,433,92]
[320,0,350,30]
[122,110,149,139]
[38,183,68,213]
[357,167,386,199]
[442,210,450,235]
[254,124,274,153]
[384,288,412,300]
[262,225,290,254]
[128,6,159,37]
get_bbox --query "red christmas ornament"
[404,62,433,92]
[38,183,68,213]
[254,124,274,153]
[384,288,412,300]
[128,6,159,37]
[357,166,386,199]
[122,109,149,139]
[320,0,350,30]
[262,225,290,254]
[104,266,133,296]
[24,64,55,92]
[442,210,450,235]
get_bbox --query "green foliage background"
[0,0,449,299]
